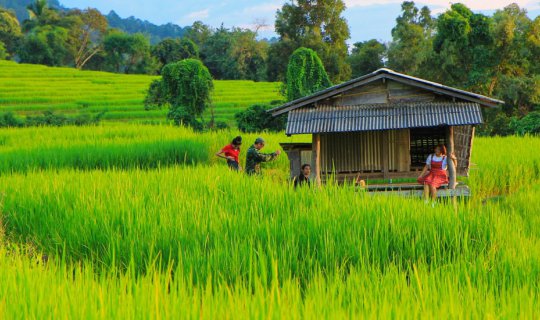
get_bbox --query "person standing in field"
[216,136,242,171]
[245,137,281,175]
[417,144,457,203]
[294,164,311,188]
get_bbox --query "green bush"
[0,41,6,60]
[0,112,23,127]
[235,104,286,133]
[511,111,540,135]
[23,110,104,127]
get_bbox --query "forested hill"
[0,1,187,44]
[106,11,187,44]
[0,0,61,21]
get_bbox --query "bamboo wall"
[319,130,410,174]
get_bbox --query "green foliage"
[202,26,268,81]
[235,104,286,133]
[273,0,351,83]
[0,110,103,127]
[18,25,71,66]
[145,59,213,128]
[151,38,199,71]
[103,32,157,74]
[0,39,6,59]
[0,111,22,127]
[387,2,434,75]
[0,7,21,57]
[285,47,332,101]
[510,111,540,135]
[348,39,386,78]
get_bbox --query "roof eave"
[268,68,504,116]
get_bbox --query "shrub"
[510,111,540,135]
[0,112,23,127]
[235,104,286,133]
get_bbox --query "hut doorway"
[409,126,447,170]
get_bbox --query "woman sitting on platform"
[417,144,457,203]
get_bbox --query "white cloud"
[345,0,540,11]
[186,9,209,20]
[242,2,282,15]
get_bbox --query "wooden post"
[446,126,456,189]
[313,134,322,186]
[381,131,389,180]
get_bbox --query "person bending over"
[216,136,242,171]
[245,137,281,175]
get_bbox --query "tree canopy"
[145,59,213,129]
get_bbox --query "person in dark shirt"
[216,136,242,171]
[245,137,281,175]
[294,164,311,188]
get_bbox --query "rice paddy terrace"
[0,60,283,124]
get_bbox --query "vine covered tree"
[285,47,332,101]
[145,59,213,129]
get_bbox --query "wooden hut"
[270,68,504,192]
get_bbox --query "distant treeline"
[0,0,539,135]
[0,0,187,43]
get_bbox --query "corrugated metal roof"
[286,102,483,135]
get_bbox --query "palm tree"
[27,0,48,20]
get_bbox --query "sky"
[60,0,540,43]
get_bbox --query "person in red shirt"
[216,136,242,171]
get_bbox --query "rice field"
[0,124,539,318]
[0,60,283,124]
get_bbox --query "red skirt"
[417,169,448,188]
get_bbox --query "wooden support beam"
[446,126,457,189]
[381,131,389,180]
[313,134,322,186]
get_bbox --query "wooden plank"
[394,129,411,172]
[367,185,471,198]
[287,150,300,179]
[313,134,321,186]
[271,75,386,116]
[385,75,500,108]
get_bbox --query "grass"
[0,125,539,317]
[0,60,283,124]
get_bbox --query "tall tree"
[152,37,199,71]
[18,25,71,66]
[272,0,351,83]
[67,8,108,69]
[202,26,268,81]
[185,21,212,48]
[103,32,156,74]
[285,47,332,101]
[490,4,538,115]
[145,59,214,128]
[348,39,386,78]
[0,7,21,58]
[387,1,434,76]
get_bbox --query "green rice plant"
[0,61,282,124]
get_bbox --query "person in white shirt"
[417,144,457,202]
